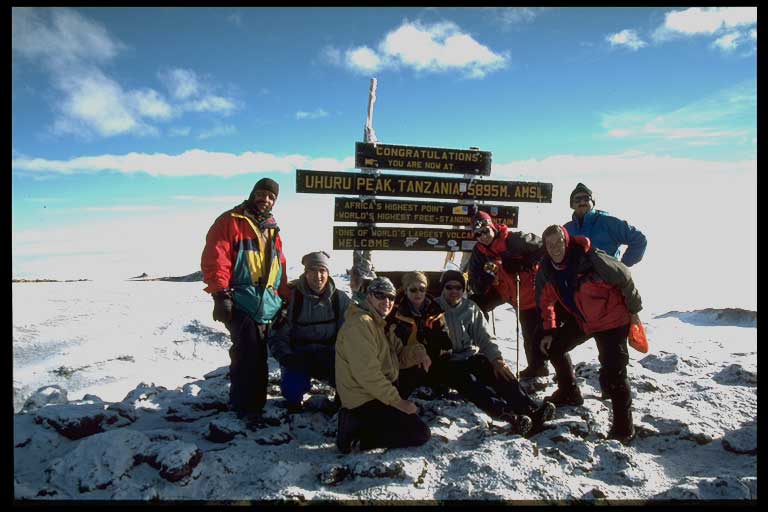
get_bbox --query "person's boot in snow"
[606,381,635,445]
[498,406,533,436]
[336,408,362,454]
[519,365,549,379]
[528,401,556,430]
[545,384,584,407]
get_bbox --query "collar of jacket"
[476,223,509,258]
[354,299,387,325]
[233,201,280,231]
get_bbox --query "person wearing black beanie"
[565,182,647,268]
[201,175,289,424]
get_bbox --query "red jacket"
[468,224,543,311]
[535,235,642,336]
[201,202,289,323]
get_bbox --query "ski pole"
[515,273,520,380]
[491,308,496,336]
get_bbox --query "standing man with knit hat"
[466,209,549,379]
[201,177,289,424]
[564,183,647,268]
[267,250,351,412]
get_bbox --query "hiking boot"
[529,401,556,429]
[544,385,584,407]
[336,408,362,454]
[607,424,636,445]
[498,407,533,436]
[519,365,549,379]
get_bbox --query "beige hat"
[401,271,428,289]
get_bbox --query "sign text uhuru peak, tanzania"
[296,170,552,203]
[355,142,491,176]
[334,197,518,227]
[333,226,478,252]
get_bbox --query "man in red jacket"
[535,225,643,444]
[467,210,549,379]
[201,177,289,423]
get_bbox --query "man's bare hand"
[393,399,418,415]
[491,358,515,381]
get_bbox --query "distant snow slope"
[12,278,756,501]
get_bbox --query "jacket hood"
[344,299,386,326]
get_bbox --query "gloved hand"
[212,291,234,323]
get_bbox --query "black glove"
[212,291,234,323]
[280,353,307,373]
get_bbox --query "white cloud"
[168,126,191,137]
[12,7,123,69]
[712,32,741,52]
[654,7,756,41]
[226,11,243,27]
[749,28,756,40]
[496,7,539,25]
[12,149,356,177]
[345,46,383,73]
[320,45,342,66]
[159,68,201,100]
[601,81,756,144]
[606,29,647,50]
[128,89,173,120]
[197,124,237,139]
[295,108,328,120]
[334,20,507,79]
[184,96,237,115]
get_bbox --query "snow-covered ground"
[12,276,756,501]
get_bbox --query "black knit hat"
[569,183,594,207]
[440,270,466,290]
[252,178,280,199]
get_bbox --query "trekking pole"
[491,308,496,336]
[515,273,521,380]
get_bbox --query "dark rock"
[712,364,757,386]
[150,441,203,482]
[35,403,122,440]
[318,465,351,486]
[654,308,756,328]
[22,385,68,412]
[254,431,292,445]
[582,488,607,499]
[722,423,757,455]
[206,419,245,443]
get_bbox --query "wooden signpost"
[333,197,519,227]
[297,169,552,203]
[355,142,492,176]
[333,225,477,252]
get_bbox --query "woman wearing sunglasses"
[334,277,432,454]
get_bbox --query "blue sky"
[11,7,757,309]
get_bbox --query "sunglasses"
[407,286,427,293]
[572,195,591,203]
[474,228,492,238]
[371,291,395,301]
[444,284,464,291]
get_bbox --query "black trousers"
[347,374,431,451]
[431,355,538,416]
[469,289,546,369]
[225,308,269,415]
[546,311,631,402]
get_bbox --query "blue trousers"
[280,345,335,406]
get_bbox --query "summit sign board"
[334,197,519,227]
[296,170,552,203]
[333,226,477,252]
[355,142,492,176]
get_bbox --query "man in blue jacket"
[564,183,647,267]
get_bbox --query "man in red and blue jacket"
[467,210,548,379]
[535,224,643,444]
[201,177,289,422]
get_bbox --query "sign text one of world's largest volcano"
[334,197,518,227]
[355,142,492,176]
[296,170,552,203]
[333,226,478,252]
